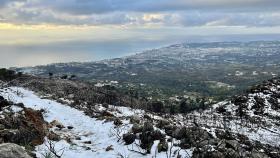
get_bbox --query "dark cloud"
[0,0,280,27]
[42,0,280,15]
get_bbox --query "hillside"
[0,70,279,157]
[16,41,280,102]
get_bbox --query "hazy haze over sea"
[1,34,280,68]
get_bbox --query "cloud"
[0,0,280,27]
[0,0,25,8]
[39,0,280,15]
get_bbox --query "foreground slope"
[0,76,279,157]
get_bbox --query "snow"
[94,83,105,87]
[235,71,244,76]
[0,87,191,158]
[10,105,24,113]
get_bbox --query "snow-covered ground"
[0,87,191,158]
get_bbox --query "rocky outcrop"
[0,143,31,158]
[0,95,49,156]
[0,107,48,146]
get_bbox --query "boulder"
[0,143,31,158]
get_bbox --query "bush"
[148,101,164,113]
[0,68,17,81]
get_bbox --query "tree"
[169,104,176,114]
[149,101,164,113]
[0,68,16,80]
[179,99,188,113]
[49,72,53,79]
[70,75,77,80]
[199,97,207,110]
[60,75,68,79]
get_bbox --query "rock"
[0,143,32,158]
[47,131,60,141]
[15,103,25,108]
[105,145,114,151]
[67,126,74,130]
[101,111,114,117]
[75,137,81,140]
[143,122,154,132]
[131,124,143,134]
[0,108,48,146]
[113,118,123,126]
[123,133,136,145]
[83,141,92,144]
[130,115,141,124]
[50,120,65,129]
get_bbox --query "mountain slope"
[1,76,279,157]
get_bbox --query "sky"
[1,0,280,67]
